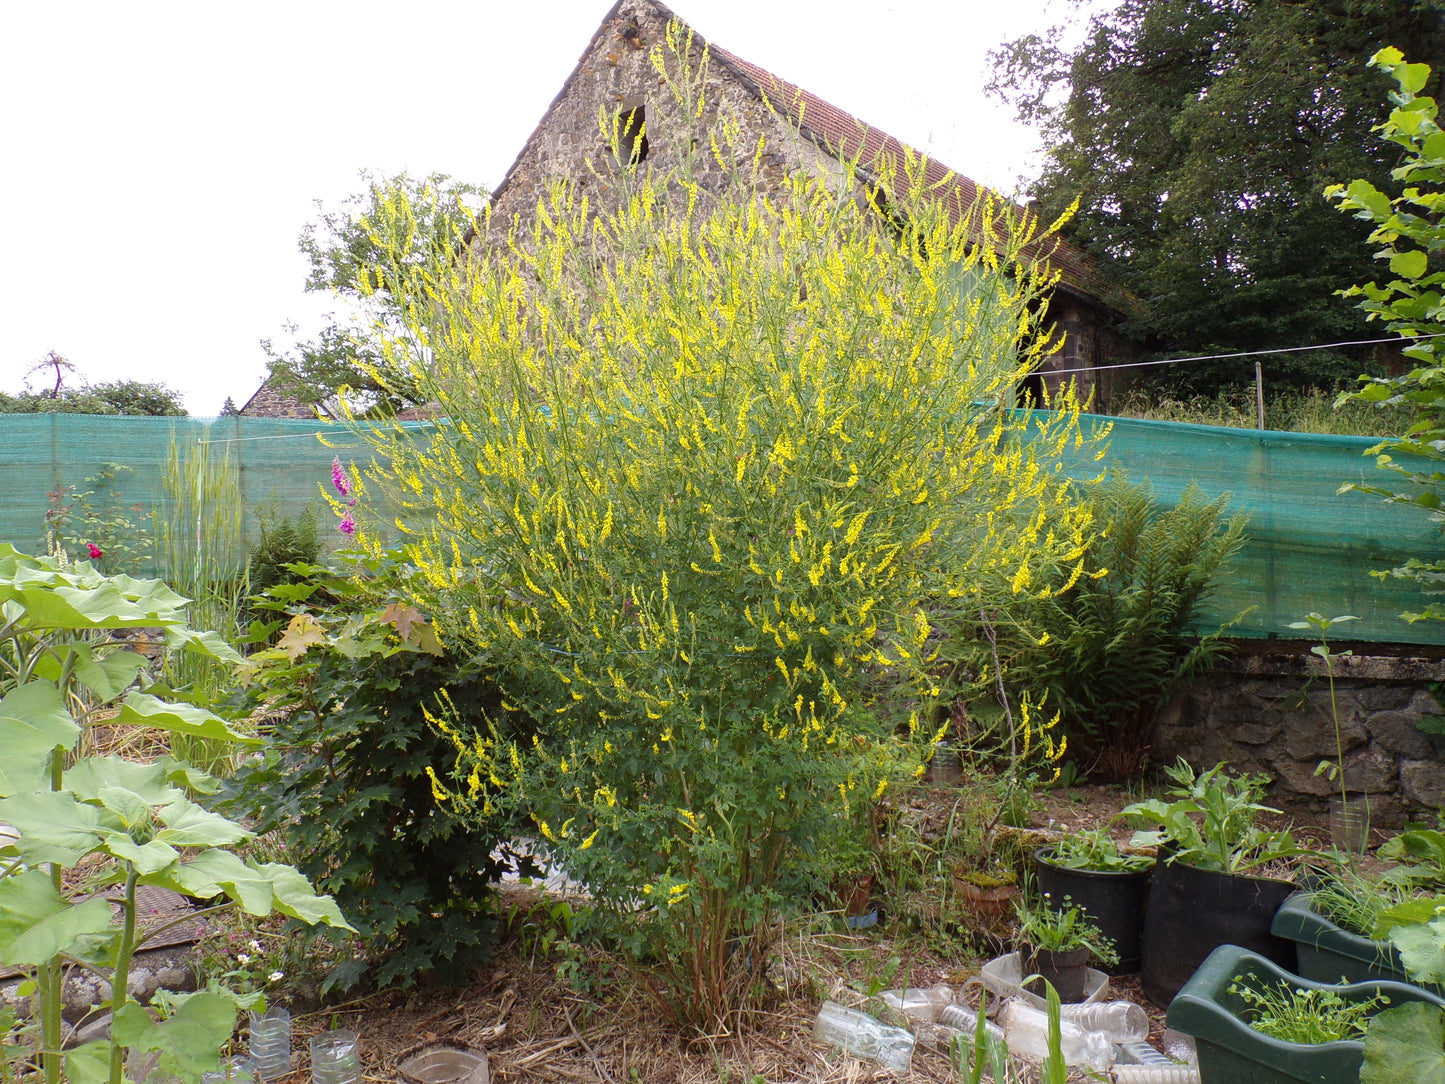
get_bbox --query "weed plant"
[345,23,1099,1029]
[1013,893,1119,966]
[1228,976,1388,1044]
[1046,827,1153,873]
[157,438,249,770]
[1311,869,1409,938]
[1113,386,1412,436]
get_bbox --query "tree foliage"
[1333,48,1445,622]
[990,0,1445,394]
[2,369,186,416]
[262,171,487,415]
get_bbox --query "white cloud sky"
[1,0,1090,414]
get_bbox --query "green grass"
[1112,387,1414,437]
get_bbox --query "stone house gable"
[237,376,329,420]
[484,0,1131,407]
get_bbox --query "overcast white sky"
[1,0,1090,415]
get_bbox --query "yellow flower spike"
[580,830,599,850]
[425,767,451,803]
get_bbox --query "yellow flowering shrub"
[346,31,1097,1027]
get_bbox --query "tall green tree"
[262,170,487,415]
[990,0,1445,394]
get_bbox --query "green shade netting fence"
[1,411,1440,645]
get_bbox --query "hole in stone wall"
[614,106,649,167]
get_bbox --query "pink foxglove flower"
[86,543,103,559]
[330,457,351,498]
[338,514,356,536]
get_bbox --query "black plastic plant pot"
[1034,846,1150,975]
[1140,855,1297,1006]
[1166,944,1445,1084]
[1271,892,1445,996]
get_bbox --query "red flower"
[86,543,103,559]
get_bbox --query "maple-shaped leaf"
[277,614,327,661]
[379,602,425,642]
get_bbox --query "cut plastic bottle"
[998,998,1115,1072]
[877,984,956,1024]
[1111,1066,1201,1083]
[1058,999,1149,1043]
[813,1001,915,1074]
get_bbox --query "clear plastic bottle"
[248,1007,292,1081]
[813,1001,916,1073]
[1058,999,1149,1043]
[939,1003,1006,1039]
[877,983,956,1024]
[998,998,1116,1072]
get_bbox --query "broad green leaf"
[1347,179,1393,220]
[99,832,179,875]
[155,798,251,847]
[76,647,147,702]
[96,785,153,828]
[112,992,235,1080]
[0,869,115,966]
[62,1039,114,1084]
[114,692,259,745]
[1373,897,1445,939]
[64,755,186,806]
[1362,1003,1445,1084]
[165,851,353,930]
[1400,62,1433,96]
[1393,916,1445,983]
[163,624,243,663]
[11,582,167,630]
[253,861,353,929]
[0,682,79,796]
[0,791,107,866]
[1394,249,1430,280]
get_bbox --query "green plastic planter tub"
[1270,893,1445,994]
[1166,944,1445,1084]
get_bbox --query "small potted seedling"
[1013,893,1120,1003]
[1035,825,1153,974]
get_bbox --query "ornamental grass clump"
[344,25,1099,1029]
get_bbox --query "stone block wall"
[1151,647,1445,824]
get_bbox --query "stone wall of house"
[486,0,818,239]
[482,0,1125,390]
[1151,648,1445,823]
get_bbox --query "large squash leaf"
[0,682,79,797]
[1362,1003,1445,1084]
[0,869,114,967]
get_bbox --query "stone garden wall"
[1152,646,1445,824]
